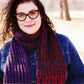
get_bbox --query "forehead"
[16,1,38,13]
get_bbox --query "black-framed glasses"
[16,10,39,21]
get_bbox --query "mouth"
[24,24,35,28]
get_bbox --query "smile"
[24,24,35,28]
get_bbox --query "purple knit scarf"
[3,23,67,84]
[3,39,32,83]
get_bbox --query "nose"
[25,16,31,22]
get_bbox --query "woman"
[0,0,84,84]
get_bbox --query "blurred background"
[0,0,84,63]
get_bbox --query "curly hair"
[0,0,54,43]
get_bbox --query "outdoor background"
[0,0,84,63]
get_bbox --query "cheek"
[36,16,42,28]
[17,21,24,29]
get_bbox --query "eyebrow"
[16,9,38,14]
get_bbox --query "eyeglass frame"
[16,10,39,21]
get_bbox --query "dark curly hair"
[0,0,54,43]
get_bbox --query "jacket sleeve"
[0,50,3,84]
[66,38,84,84]
[0,41,11,84]
[0,45,5,84]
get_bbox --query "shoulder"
[56,33,78,53]
[56,33,69,43]
[56,33,77,55]
[56,33,70,49]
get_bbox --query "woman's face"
[16,1,42,35]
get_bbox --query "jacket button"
[32,62,36,65]
[32,80,36,83]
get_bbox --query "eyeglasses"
[16,10,39,21]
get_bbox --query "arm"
[0,46,4,84]
[0,41,11,83]
[0,52,3,84]
[66,38,84,84]
[56,33,84,84]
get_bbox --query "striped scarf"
[3,23,67,84]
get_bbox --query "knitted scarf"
[3,23,67,84]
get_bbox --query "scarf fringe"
[37,75,67,84]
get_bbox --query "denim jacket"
[0,33,84,84]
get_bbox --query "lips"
[24,24,35,28]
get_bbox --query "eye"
[29,10,38,17]
[30,11,36,15]
[17,14,25,17]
